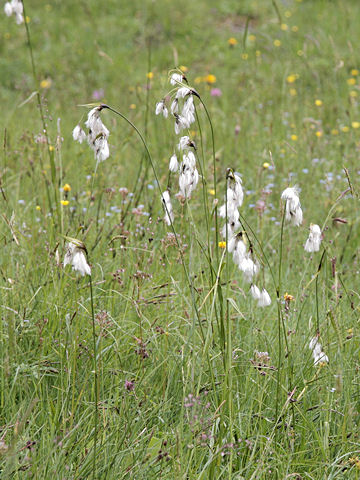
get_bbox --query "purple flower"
[124,380,134,391]
[92,88,105,100]
[210,88,222,97]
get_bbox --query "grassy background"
[1,0,360,478]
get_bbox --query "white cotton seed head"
[250,284,261,300]
[4,3,13,16]
[304,224,322,252]
[309,336,328,365]
[282,186,303,226]
[171,99,179,115]
[232,238,247,266]
[177,136,192,151]
[72,125,86,144]
[169,154,179,173]
[239,257,259,283]
[155,101,168,118]
[64,242,91,276]
[93,136,109,162]
[176,87,192,99]
[162,190,174,226]
[258,288,271,307]
[314,351,329,365]
[170,73,184,85]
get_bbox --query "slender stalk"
[22,0,60,227]
[89,275,98,480]
[275,205,286,429]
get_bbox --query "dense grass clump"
[1,0,360,478]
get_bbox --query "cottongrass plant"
[4,0,23,24]
[63,238,98,480]
[73,105,110,164]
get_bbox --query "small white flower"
[169,154,179,173]
[250,284,261,300]
[64,241,91,276]
[170,73,184,85]
[258,288,271,307]
[155,100,168,118]
[161,190,174,226]
[304,224,322,252]
[72,125,86,144]
[281,186,303,226]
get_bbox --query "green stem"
[89,275,98,480]
[22,1,60,227]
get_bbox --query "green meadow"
[1,0,360,478]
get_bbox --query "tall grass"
[1,0,360,478]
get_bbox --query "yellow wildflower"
[315,131,323,138]
[228,37,237,46]
[331,129,339,135]
[341,126,350,132]
[280,23,288,31]
[205,74,216,84]
[249,34,256,42]
[179,65,188,72]
[350,90,358,97]
[242,53,248,60]
[40,78,52,89]
[36,205,41,211]
[263,162,270,169]
[61,200,69,206]
[63,183,71,192]
[146,72,154,79]
[290,88,297,96]
[291,26,299,32]
[287,74,297,84]
[291,134,298,141]
[218,241,226,249]
[208,189,216,196]
[347,78,356,85]
[130,104,136,109]
[315,99,323,106]
[48,145,54,152]
[284,292,294,301]
[255,50,261,57]
[273,39,281,47]
[352,121,360,129]
[351,69,359,76]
